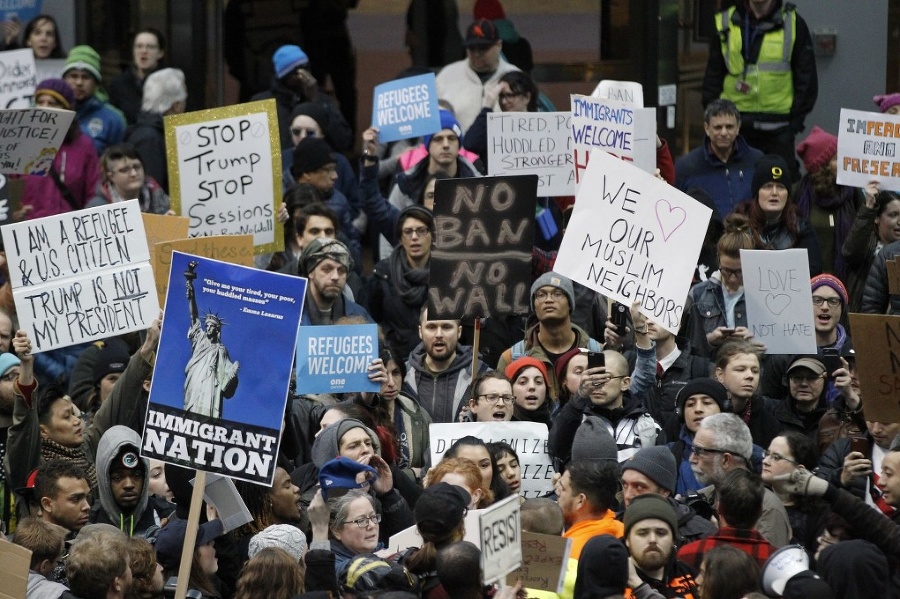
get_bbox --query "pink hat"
[796,126,837,173]
[505,356,549,384]
[874,93,900,113]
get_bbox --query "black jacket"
[861,239,900,314]
[126,111,168,192]
[250,78,352,151]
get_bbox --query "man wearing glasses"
[689,413,791,547]
[773,357,830,441]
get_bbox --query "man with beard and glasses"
[623,494,699,598]
[689,413,792,547]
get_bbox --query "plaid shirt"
[676,526,776,570]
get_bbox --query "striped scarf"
[41,439,97,493]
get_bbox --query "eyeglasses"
[812,296,841,308]
[477,393,515,405]
[719,267,742,278]
[114,163,143,175]
[789,373,825,384]
[347,514,382,528]
[535,289,566,301]
[1,370,19,382]
[763,449,799,465]
[499,91,523,101]
[291,127,317,138]
[692,444,731,458]
[401,226,430,239]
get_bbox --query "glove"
[771,467,828,497]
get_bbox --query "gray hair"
[328,489,375,532]
[704,98,741,125]
[698,413,753,460]
[141,67,187,114]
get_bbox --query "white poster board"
[429,421,554,498]
[554,149,711,333]
[570,93,656,188]
[837,108,900,192]
[479,495,523,585]
[590,79,644,107]
[487,111,574,196]
[0,107,74,175]
[1,200,159,352]
[0,49,36,109]
[388,506,487,553]
[740,249,816,354]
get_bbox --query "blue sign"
[0,1,43,26]
[295,323,380,394]
[372,73,441,143]
[142,251,306,484]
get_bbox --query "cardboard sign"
[570,93,656,187]
[143,213,190,247]
[487,111,575,197]
[294,323,380,393]
[142,251,305,485]
[1,200,159,352]
[152,235,255,306]
[740,249,816,354]
[554,150,711,333]
[372,73,441,143]
[847,313,900,423]
[196,473,254,533]
[427,175,536,320]
[0,540,29,599]
[0,107,74,174]
[429,421,555,498]
[506,532,572,594]
[0,49,36,109]
[888,258,900,296]
[165,99,283,254]
[837,108,900,192]
[479,495,523,584]
[591,79,644,107]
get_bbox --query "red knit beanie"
[474,0,506,20]
[796,126,837,174]
[810,274,848,307]
[505,356,549,384]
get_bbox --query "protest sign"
[427,175,536,320]
[295,324,379,394]
[554,150,711,333]
[429,421,554,498]
[165,99,283,254]
[197,473,253,532]
[479,495,522,584]
[152,235,254,306]
[847,314,900,424]
[0,540,29,599]
[888,258,900,296]
[142,251,305,485]
[0,48,36,108]
[372,72,440,143]
[740,249,816,354]
[837,108,900,192]
[506,532,571,594]
[143,213,190,247]
[570,93,656,186]
[388,506,486,553]
[0,107,74,174]
[487,111,574,196]
[1,200,159,352]
[0,1,43,26]
[591,79,644,106]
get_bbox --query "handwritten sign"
[428,175,536,320]
[429,421,555,498]
[479,494,522,584]
[740,249,816,354]
[0,107,74,175]
[554,150,710,333]
[294,323,380,393]
[487,111,574,196]
[1,200,159,352]
[837,108,900,192]
[847,313,900,424]
[372,73,441,143]
[165,99,283,254]
[0,49,36,109]
[506,532,572,594]
[152,235,254,306]
[591,79,644,107]
[570,93,656,187]
[143,252,305,485]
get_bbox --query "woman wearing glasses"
[87,143,171,214]
[761,431,830,555]
[328,489,384,572]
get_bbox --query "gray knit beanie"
[311,418,381,469]
[621,446,677,495]
[570,417,618,463]
[530,272,575,313]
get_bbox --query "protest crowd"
[4,1,900,599]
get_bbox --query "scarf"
[41,438,97,492]
[388,246,429,307]
[794,179,858,279]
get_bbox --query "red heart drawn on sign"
[655,199,687,241]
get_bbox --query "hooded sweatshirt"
[91,425,157,537]
[404,342,487,423]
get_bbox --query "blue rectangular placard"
[295,323,380,394]
[372,73,441,143]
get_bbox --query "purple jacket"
[22,129,100,219]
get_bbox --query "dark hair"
[294,201,339,237]
[704,98,741,124]
[133,27,167,53]
[780,430,818,470]
[445,436,511,503]
[717,469,764,529]
[285,184,321,219]
[699,545,760,599]
[35,384,71,425]
[470,370,510,401]
[420,171,451,204]
[34,459,89,502]
[499,71,539,112]
[877,191,900,219]
[234,476,279,535]
[714,339,760,371]
[436,541,482,596]
[520,498,564,536]
[13,517,66,568]
[738,191,801,249]
[23,15,64,58]
[487,441,518,464]
[566,459,618,514]
[716,213,757,260]
[101,143,143,177]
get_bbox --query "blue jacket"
[675,136,763,218]
[76,96,126,155]
[681,276,747,360]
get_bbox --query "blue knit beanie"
[273,45,309,79]
[423,110,462,148]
